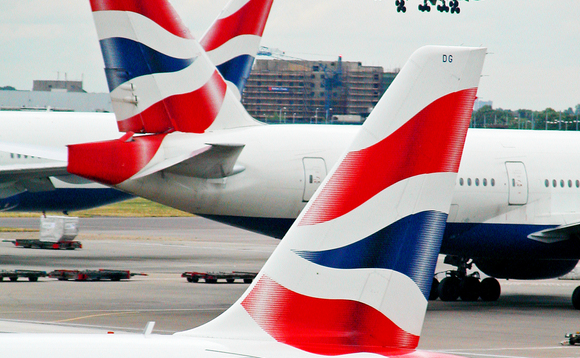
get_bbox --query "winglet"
[178,46,486,355]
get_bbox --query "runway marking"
[54,311,139,323]
[0,307,227,315]
[437,346,580,358]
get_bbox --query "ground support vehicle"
[4,239,82,250]
[48,269,147,281]
[182,271,256,283]
[0,270,47,282]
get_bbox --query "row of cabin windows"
[545,179,580,188]
[10,153,35,159]
[458,178,496,187]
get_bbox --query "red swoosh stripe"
[90,0,194,39]
[201,0,273,52]
[242,276,419,355]
[117,70,227,134]
[299,88,477,226]
[68,133,167,186]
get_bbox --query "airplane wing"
[0,141,69,199]
[0,162,69,199]
[0,162,68,181]
[528,222,580,243]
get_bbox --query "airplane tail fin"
[180,46,486,354]
[90,0,259,134]
[202,0,274,99]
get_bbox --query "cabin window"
[545,179,549,187]
[483,178,488,186]
[475,178,480,186]
[459,178,464,186]
[561,180,565,188]
[467,178,472,186]
[491,178,495,187]
[569,180,573,188]
[553,179,557,187]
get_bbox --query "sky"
[0,1,578,111]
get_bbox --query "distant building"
[0,79,111,112]
[242,58,398,123]
[474,99,493,111]
[32,79,86,93]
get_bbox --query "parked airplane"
[0,27,485,357]
[0,0,273,213]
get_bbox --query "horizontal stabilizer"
[528,223,580,243]
[166,143,245,179]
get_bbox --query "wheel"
[572,286,580,309]
[480,277,501,301]
[186,277,194,283]
[243,278,253,284]
[429,278,439,300]
[438,277,460,301]
[28,276,38,282]
[459,276,480,301]
[205,278,217,284]
[9,277,17,282]
[226,278,235,283]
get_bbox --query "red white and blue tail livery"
[90,0,258,134]
[202,0,274,99]
[178,46,486,357]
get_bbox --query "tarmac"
[1,216,580,357]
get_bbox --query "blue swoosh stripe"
[294,211,448,299]
[216,54,255,94]
[100,37,195,91]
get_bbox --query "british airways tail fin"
[179,46,486,354]
[90,0,259,134]
[202,0,274,99]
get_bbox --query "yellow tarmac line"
[54,311,138,323]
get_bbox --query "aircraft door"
[505,161,528,205]
[303,157,327,202]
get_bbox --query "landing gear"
[431,255,501,302]
[449,0,460,14]
[418,0,432,12]
[395,0,407,13]
[480,277,501,301]
[572,286,580,309]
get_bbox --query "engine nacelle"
[474,258,579,280]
